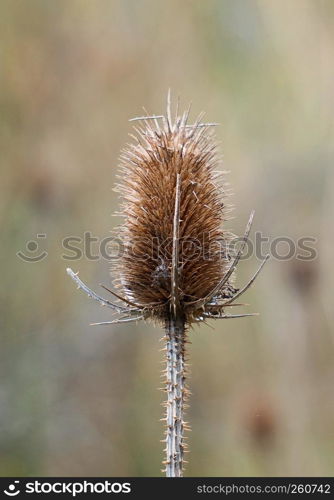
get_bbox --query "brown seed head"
[113,99,233,325]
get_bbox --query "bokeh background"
[1,0,334,476]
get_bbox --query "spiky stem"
[164,315,187,477]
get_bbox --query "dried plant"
[67,93,268,477]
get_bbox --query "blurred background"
[1,0,334,476]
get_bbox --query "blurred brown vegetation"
[1,0,334,476]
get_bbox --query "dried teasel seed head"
[112,97,237,326]
[66,94,268,478]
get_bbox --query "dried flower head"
[106,95,268,327]
[67,95,268,327]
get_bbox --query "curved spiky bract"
[114,106,232,325]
